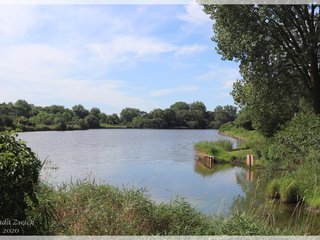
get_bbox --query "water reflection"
[194,160,233,177]
[231,167,320,234]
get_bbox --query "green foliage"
[14,99,32,118]
[0,100,238,131]
[89,107,101,118]
[72,104,89,119]
[120,108,144,124]
[170,101,190,111]
[267,113,320,171]
[0,132,41,224]
[84,114,100,129]
[210,105,237,129]
[204,5,320,135]
[234,107,253,130]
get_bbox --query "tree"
[90,107,101,118]
[85,114,100,128]
[106,113,120,125]
[212,105,237,129]
[14,99,32,117]
[72,104,89,119]
[204,5,320,133]
[170,101,190,111]
[190,101,206,112]
[120,108,142,124]
[54,116,67,130]
[43,105,65,114]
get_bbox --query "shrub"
[267,113,320,171]
[0,132,42,222]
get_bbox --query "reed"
[28,181,288,235]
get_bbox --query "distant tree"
[149,108,164,119]
[212,105,237,129]
[120,108,142,124]
[106,113,120,125]
[85,115,100,128]
[14,100,32,117]
[78,119,89,129]
[43,105,65,114]
[163,109,176,127]
[90,108,101,119]
[99,113,108,124]
[54,116,67,130]
[29,112,55,126]
[190,101,206,112]
[170,101,190,111]
[72,104,89,119]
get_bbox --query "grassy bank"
[194,140,249,163]
[194,123,267,166]
[27,182,288,235]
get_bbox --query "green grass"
[100,123,127,129]
[218,123,269,166]
[278,179,300,203]
[266,179,280,198]
[27,182,288,235]
[195,138,253,164]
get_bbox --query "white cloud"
[0,42,152,111]
[0,5,217,112]
[150,85,199,97]
[177,3,211,26]
[0,6,38,38]
[0,44,77,83]
[88,35,176,67]
[174,44,207,57]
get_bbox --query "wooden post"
[246,154,254,167]
[250,155,254,166]
[246,154,251,166]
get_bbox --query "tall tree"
[204,5,320,133]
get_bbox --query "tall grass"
[27,181,288,235]
[195,139,251,163]
[219,123,269,165]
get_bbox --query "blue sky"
[0,4,240,114]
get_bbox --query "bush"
[0,132,42,222]
[267,113,320,171]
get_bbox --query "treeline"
[0,99,237,131]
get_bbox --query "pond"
[18,129,320,234]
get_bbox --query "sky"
[0,3,241,114]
